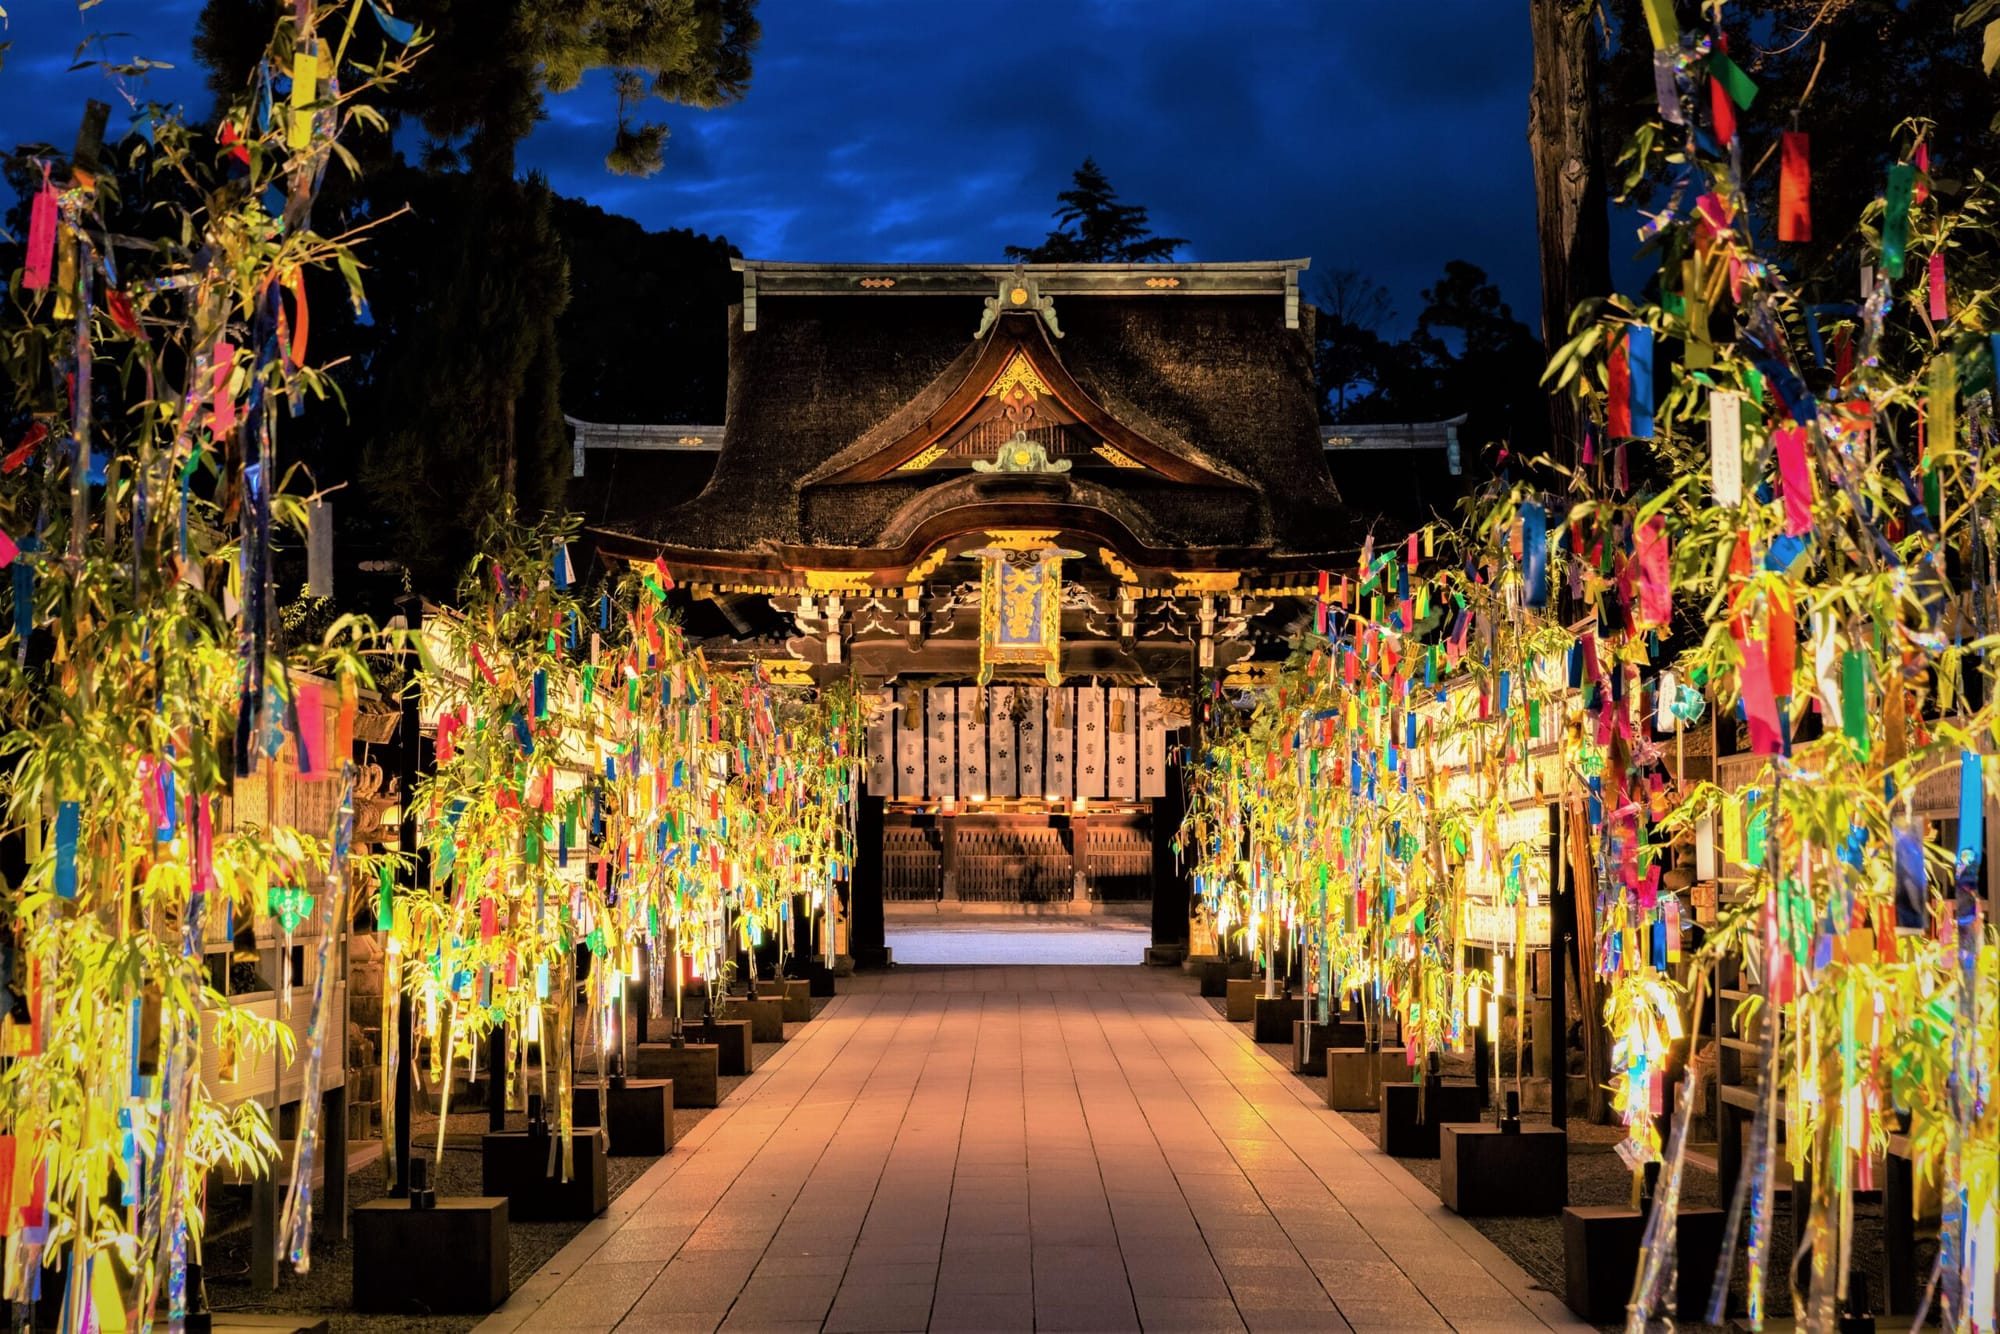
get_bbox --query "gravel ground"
[198,998,826,1334]
[1206,994,1935,1331]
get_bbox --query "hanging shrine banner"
[1138,687,1167,799]
[866,689,896,795]
[1015,687,1046,798]
[956,686,990,797]
[1045,687,1076,798]
[1076,685,1107,800]
[975,534,1071,685]
[926,686,957,800]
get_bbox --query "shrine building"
[571,259,1464,963]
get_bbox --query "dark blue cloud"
[1,0,1542,331]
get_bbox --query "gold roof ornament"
[972,432,1070,475]
[987,352,1054,402]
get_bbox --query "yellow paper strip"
[290,51,319,149]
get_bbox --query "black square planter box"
[573,1078,676,1157]
[1326,1047,1407,1111]
[1197,959,1229,997]
[1561,1203,1726,1324]
[480,1129,608,1220]
[1440,1124,1568,1215]
[697,1017,756,1075]
[1251,995,1305,1044]
[633,1041,720,1106]
[1377,1080,1484,1158]
[1293,1019,1369,1074]
[805,962,836,997]
[352,1196,510,1313]
[727,995,786,1042]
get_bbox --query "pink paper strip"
[1775,425,1814,536]
[1929,252,1947,322]
[1737,630,1785,754]
[210,342,237,436]
[1635,516,1671,628]
[23,185,56,291]
[294,679,325,778]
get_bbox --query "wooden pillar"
[941,809,961,901]
[849,795,887,967]
[1547,801,1570,1130]
[487,1025,507,1129]
[1150,740,1190,949]
[1069,810,1089,903]
[321,1083,349,1241]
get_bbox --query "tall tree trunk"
[1528,0,1612,471]
[1530,0,1614,1127]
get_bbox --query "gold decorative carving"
[903,545,950,583]
[986,352,1053,402]
[1222,661,1278,687]
[983,529,1061,547]
[1009,286,1030,305]
[1093,442,1145,469]
[1097,549,1139,584]
[1144,276,1182,289]
[858,277,897,288]
[760,658,817,685]
[896,442,948,471]
[802,569,875,592]
[1171,570,1242,593]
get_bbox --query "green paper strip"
[1840,650,1869,758]
[1709,52,1758,109]
[1882,163,1914,280]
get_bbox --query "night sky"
[1,0,1541,334]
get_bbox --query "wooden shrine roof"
[585,259,1350,579]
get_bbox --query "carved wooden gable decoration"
[818,312,1237,487]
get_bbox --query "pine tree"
[1006,157,1187,263]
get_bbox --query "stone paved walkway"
[479,967,1588,1333]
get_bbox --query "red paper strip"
[1710,77,1735,146]
[1607,330,1633,438]
[2,423,46,474]
[1776,424,1814,536]
[1778,132,1811,242]
[107,290,139,334]
[286,269,310,367]
[1929,251,1947,323]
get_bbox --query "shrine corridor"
[479,969,1585,1334]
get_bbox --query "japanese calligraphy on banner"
[972,532,1076,686]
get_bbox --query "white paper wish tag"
[1709,389,1743,505]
